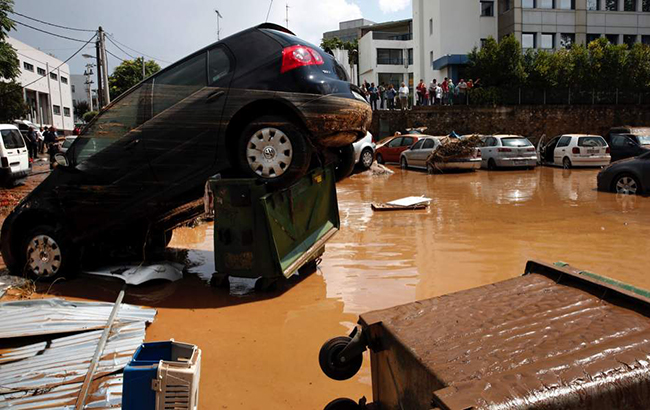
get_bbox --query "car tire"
[238,115,311,188]
[400,156,408,169]
[333,144,355,182]
[22,224,78,281]
[488,158,497,170]
[613,174,641,195]
[562,157,572,169]
[376,153,384,164]
[359,148,374,170]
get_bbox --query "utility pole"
[285,3,289,28]
[142,56,145,80]
[95,35,103,109]
[215,10,222,40]
[99,27,110,106]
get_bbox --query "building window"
[643,35,650,45]
[50,72,58,81]
[522,33,536,49]
[23,61,34,72]
[587,33,601,43]
[61,76,68,84]
[587,0,600,10]
[560,33,575,48]
[605,34,619,44]
[63,107,71,117]
[644,0,650,11]
[377,48,403,65]
[429,18,433,35]
[71,85,76,93]
[538,0,553,8]
[407,48,413,65]
[430,51,433,64]
[37,67,46,76]
[481,38,488,48]
[624,34,637,46]
[481,1,494,16]
[53,105,61,115]
[523,0,535,7]
[541,33,555,49]
[501,0,511,12]
[624,0,637,10]
[558,0,574,9]
[605,0,618,10]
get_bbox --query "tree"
[0,0,27,122]
[467,35,526,87]
[320,37,359,65]
[83,111,98,123]
[108,57,160,100]
[74,100,90,120]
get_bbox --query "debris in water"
[84,262,184,285]
[370,162,394,176]
[372,196,431,211]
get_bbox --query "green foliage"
[468,35,650,92]
[320,37,358,65]
[0,81,28,122]
[83,110,98,123]
[467,87,503,106]
[108,57,161,100]
[0,0,19,80]
[74,100,90,120]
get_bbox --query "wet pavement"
[5,165,650,409]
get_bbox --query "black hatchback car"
[604,126,650,162]
[1,23,371,280]
[597,151,650,195]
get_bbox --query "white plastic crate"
[150,341,201,410]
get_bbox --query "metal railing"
[372,31,413,41]
[377,58,404,65]
[445,88,650,106]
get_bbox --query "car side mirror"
[54,153,69,167]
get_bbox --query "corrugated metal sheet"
[0,298,156,338]
[0,298,157,409]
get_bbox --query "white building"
[358,19,415,99]
[413,0,650,85]
[8,36,74,133]
[70,74,97,122]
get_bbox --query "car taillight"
[572,147,580,154]
[497,148,512,152]
[527,147,536,152]
[281,45,324,74]
[606,147,611,154]
[1,157,7,168]
[476,149,481,157]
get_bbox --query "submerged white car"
[400,136,481,172]
[0,124,30,186]
[353,132,376,170]
[538,134,610,169]
[477,135,537,170]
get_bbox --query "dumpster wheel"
[319,336,363,381]
[324,398,362,410]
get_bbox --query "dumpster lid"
[359,261,650,410]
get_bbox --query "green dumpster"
[210,167,339,289]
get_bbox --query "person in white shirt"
[435,84,443,106]
[398,82,409,110]
[36,126,45,154]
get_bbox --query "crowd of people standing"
[360,78,481,110]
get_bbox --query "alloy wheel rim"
[26,234,62,278]
[563,159,570,169]
[616,177,637,195]
[246,127,293,178]
[401,158,407,168]
[362,151,373,167]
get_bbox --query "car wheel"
[239,115,311,188]
[376,153,384,164]
[488,158,497,170]
[562,157,572,169]
[23,225,78,281]
[359,148,374,170]
[333,144,355,182]
[427,163,435,174]
[614,174,641,195]
[400,156,408,169]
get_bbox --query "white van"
[0,124,31,185]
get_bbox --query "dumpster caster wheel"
[255,277,278,292]
[210,273,229,288]
[324,398,361,410]
[319,336,363,381]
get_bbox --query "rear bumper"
[495,157,537,168]
[0,167,29,182]
[299,94,372,148]
[435,158,481,171]
[571,156,611,167]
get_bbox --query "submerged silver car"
[400,136,481,172]
[477,135,537,170]
[353,132,376,170]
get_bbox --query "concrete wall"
[370,105,650,144]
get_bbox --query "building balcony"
[372,31,413,41]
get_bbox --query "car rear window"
[501,137,532,147]
[578,136,606,147]
[62,138,76,149]
[1,129,25,149]
[637,135,650,145]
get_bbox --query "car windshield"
[1,129,25,149]
[62,138,76,149]
[636,135,650,145]
[578,136,606,147]
[501,137,532,147]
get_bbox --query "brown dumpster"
[319,261,650,410]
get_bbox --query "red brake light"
[281,45,324,74]
[497,148,512,152]
[476,149,481,157]
[572,147,580,154]
[606,147,611,154]
[0,157,7,168]
[527,147,536,152]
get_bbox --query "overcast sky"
[9,0,411,75]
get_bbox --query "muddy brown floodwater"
[14,165,650,409]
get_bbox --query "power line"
[9,10,95,32]
[266,0,274,22]
[105,34,171,64]
[11,19,90,43]
[105,35,135,59]
[106,49,126,62]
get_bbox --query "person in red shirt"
[441,78,449,105]
[416,79,427,106]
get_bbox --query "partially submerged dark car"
[605,126,650,162]
[597,151,650,195]
[1,23,371,280]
